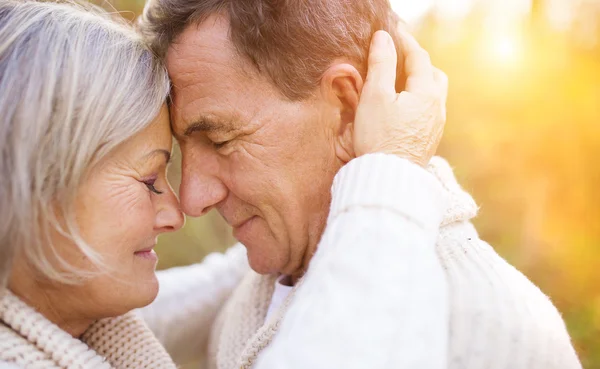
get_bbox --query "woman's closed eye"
[142,178,163,195]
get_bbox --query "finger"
[433,67,448,104]
[399,30,437,95]
[433,67,448,120]
[363,30,397,98]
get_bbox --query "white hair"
[0,0,170,288]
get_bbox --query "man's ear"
[320,63,364,163]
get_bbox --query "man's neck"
[289,208,330,285]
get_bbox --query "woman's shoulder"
[0,324,23,369]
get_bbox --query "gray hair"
[0,0,170,288]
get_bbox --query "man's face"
[167,15,343,277]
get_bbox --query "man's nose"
[179,154,228,217]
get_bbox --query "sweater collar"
[427,156,479,226]
[212,272,277,369]
[239,276,304,369]
[0,290,176,369]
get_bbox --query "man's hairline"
[162,10,369,114]
[163,12,331,102]
[165,12,259,78]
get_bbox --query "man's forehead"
[166,15,240,82]
[165,17,230,131]
[165,15,261,130]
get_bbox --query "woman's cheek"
[113,184,156,232]
[81,179,155,254]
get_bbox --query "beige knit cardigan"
[0,290,177,369]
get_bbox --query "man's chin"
[245,248,282,275]
[234,217,285,274]
[241,239,292,276]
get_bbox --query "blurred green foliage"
[96,0,600,366]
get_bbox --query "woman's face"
[11,105,184,326]
[74,104,184,312]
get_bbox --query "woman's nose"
[155,188,185,233]
[179,153,228,217]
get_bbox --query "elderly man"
[139,1,581,368]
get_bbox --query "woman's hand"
[354,29,448,167]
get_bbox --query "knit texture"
[0,290,177,369]
[207,156,582,369]
[139,245,250,366]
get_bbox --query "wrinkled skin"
[166,16,448,280]
[10,106,185,337]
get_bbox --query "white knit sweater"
[0,154,450,368]
[141,155,582,369]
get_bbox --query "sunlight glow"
[493,35,520,62]
[489,0,533,18]
[437,0,474,20]
[388,0,435,23]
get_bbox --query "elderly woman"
[0,0,451,368]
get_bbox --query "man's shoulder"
[437,222,575,354]
[438,222,554,309]
[435,225,580,365]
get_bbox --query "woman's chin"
[132,273,160,308]
[113,272,160,314]
[126,255,161,307]
[82,271,160,320]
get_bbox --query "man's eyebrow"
[183,118,232,137]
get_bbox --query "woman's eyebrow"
[142,149,171,163]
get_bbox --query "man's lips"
[230,216,256,229]
[231,216,257,241]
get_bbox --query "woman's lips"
[134,247,158,261]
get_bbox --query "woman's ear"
[320,63,364,163]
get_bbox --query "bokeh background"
[99,0,599,366]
